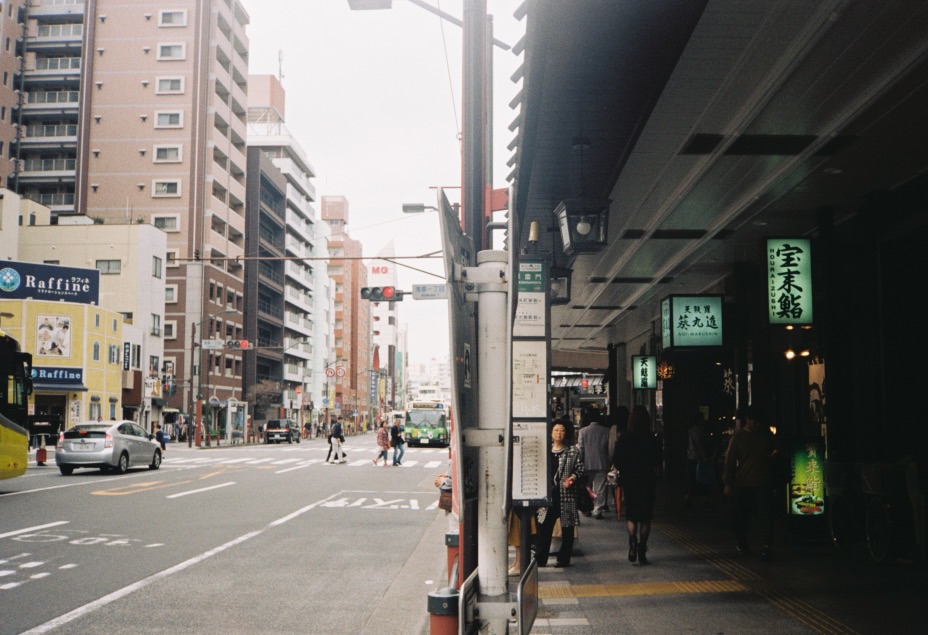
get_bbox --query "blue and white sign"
[0,261,100,304]
[32,366,85,386]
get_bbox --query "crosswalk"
[164,446,449,471]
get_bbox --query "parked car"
[264,419,300,444]
[56,420,162,475]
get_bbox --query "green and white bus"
[404,400,449,447]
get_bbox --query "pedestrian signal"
[226,339,251,349]
[360,286,403,301]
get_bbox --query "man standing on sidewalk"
[578,415,611,519]
[723,406,777,559]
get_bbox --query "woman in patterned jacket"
[534,418,585,567]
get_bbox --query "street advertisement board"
[788,439,826,516]
[0,260,99,304]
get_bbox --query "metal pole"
[203,316,211,447]
[475,249,509,633]
[463,0,487,252]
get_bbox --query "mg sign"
[371,266,389,274]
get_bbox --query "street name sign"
[412,283,448,300]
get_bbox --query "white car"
[56,420,162,475]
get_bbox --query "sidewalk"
[515,481,925,634]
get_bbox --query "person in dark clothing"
[533,418,585,568]
[389,418,405,465]
[613,406,661,564]
[723,405,777,559]
[155,423,167,455]
[327,417,346,464]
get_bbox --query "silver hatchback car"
[56,420,162,475]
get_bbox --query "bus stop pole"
[475,249,510,634]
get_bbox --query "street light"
[191,308,238,447]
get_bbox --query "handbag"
[576,482,594,513]
[438,488,453,512]
[607,468,622,487]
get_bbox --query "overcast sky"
[241,0,525,367]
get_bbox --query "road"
[0,435,451,635]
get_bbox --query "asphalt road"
[0,435,451,635]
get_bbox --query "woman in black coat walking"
[613,406,661,564]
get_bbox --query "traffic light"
[360,286,403,301]
[226,339,251,349]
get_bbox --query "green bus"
[404,400,449,447]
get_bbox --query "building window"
[151,314,162,336]
[165,286,177,303]
[152,180,181,197]
[155,111,183,128]
[93,341,100,361]
[108,344,120,364]
[153,145,182,163]
[95,313,101,327]
[164,321,175,339]
[157,43,186,60]
[154,216,179,231]
[152,255,162,279]
[158,10,187,27]
[96,259,121,274]
[155,77,184,94]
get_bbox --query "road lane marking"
[0,522,69,540]
[92,480,193,496]
[166,481,235,498]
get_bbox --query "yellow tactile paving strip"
[534,523,862,635]
[539,578,748,599]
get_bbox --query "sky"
[241,0,525,367]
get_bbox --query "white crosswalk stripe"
[163,449,448,471]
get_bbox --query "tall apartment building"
[7,0,252,426]
[368,241,402,416]
[246,74,329,425]
[321,195,372,428]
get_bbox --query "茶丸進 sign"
[661,294,724,348]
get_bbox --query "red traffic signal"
[361,286,403,301]
[226,339,250,349]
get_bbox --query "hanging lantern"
[657,360,675,380]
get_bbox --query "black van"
[264,419,300,444]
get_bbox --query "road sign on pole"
[201,339,224,350]
[412,284,448,300]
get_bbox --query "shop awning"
[32,383,87,392]
[551,375,604,388]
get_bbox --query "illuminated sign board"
[788,439,825,516]
[631,355,657,389]
[767,238,813,325]
[660,295,724,348]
